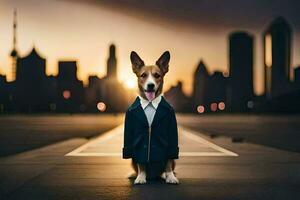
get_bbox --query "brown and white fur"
[130,51,179,184]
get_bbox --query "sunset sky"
[0,0,300,96]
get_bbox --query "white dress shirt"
[139,94,162,126]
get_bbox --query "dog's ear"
[130,51,144,74]
[156,51,170,74]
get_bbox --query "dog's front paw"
[165,172,179,184]
[160,172,166,180]
[127,172,137,179]
[134,173,147,184]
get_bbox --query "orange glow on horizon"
[124,78,136,89]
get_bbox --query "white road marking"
[65,125,123,156]
[66,125,238,157]
[180,128,238,156]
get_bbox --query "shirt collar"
[139,94,162,110]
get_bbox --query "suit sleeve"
[122,110,134,159]
[167,109,179,159]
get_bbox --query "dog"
[122,51,179,184]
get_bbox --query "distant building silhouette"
[1,13,299,114]
[46,75,58,112]
[15,48,48,112]
[0,75,7,85]
[0,74,6,85]
[106,44,117,80]
[56,61,84,112]
[85,44,133,112]
[0,75,15,113]
[229,31,254,111]
[10,9,18,80]
[85,75,104,112]
[263,17,292,98]
[295,66,300,89]
[164,81,191,112]
[192,60,228,113]
[193,60,210,110]
[0,75,9,112]
[208,71,227,106]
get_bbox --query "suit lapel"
[129,96,171,127]
[151,103,168,127]
[131,103,149,126]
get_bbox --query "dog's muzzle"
[145,83,156,101]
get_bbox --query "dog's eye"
[153,73,161,79]
[140,73,147,78]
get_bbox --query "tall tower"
[106,44,117,79]
[229,31,254,112]
[263,17,292,98]
[10,9,19,80]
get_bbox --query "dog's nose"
[147,83,155,90]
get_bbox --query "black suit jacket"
[122,96,179,164]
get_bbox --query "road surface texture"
[0,114,300,200]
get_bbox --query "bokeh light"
[197,105,205,113]
[247,101,254,109]
[124,79,136,89]
[218,102,225,111]
[97,102,106,112]
[210,103,218,112]
[63,90,71,99]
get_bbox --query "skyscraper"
[106,44,117,79]
[56,61,84,112]
[16,48,46,83]
[57,61,78,82]
[208,71,227,104]
[193,60,210,110]
[15,48,47,112]
[263,17,292,98]
[229,31,254,112]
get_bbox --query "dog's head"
[130,51,170,101]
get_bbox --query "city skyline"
[1,35,298,114]
[1,0,300,96]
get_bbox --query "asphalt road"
[0,114,300,200]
